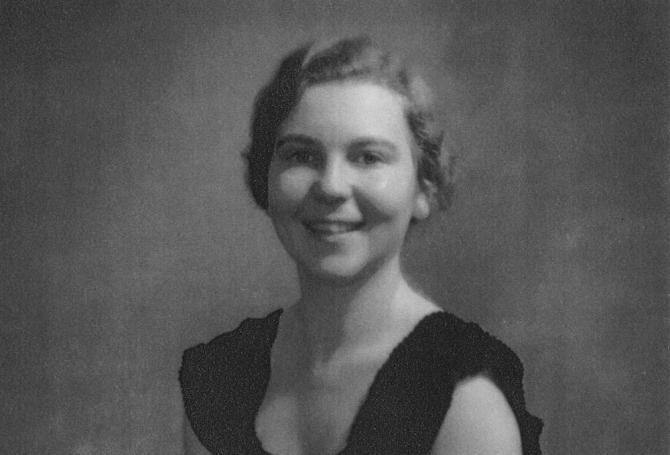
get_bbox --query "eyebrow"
[274,134,321,150]
[275,135,398,152]
[349,137,398,153]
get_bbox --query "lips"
[303,220,364,236]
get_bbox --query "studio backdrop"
[1,1,667,454]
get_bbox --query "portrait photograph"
[1,1,667,454]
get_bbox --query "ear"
[412,183,432,221]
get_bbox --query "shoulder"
[178,309,282,454]
[181,308,283,355]
[179,309,282,395]
[180,309,282,379]
[420,312,525,381]
[183,409,215,455]
[423,312,526,393]
[431,374,521,455]
[424,312,543,455]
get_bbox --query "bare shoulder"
[431,374,522,455]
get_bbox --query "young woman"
[180,36,542,455]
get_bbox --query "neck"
[290,255,416,365]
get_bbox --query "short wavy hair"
[243,35,454,212]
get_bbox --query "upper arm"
[183,411,212,455]
[431,375,522,455]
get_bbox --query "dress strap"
[345,312,543,455]
[180,310,542,455]
[179,310,282,455]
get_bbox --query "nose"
[311,155,351,204]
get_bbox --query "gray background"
[1,1,667,454]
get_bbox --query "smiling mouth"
[303,221,365,236]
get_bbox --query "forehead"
[280,81,412,146]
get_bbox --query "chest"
[255,364,381,455]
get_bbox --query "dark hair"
[243,35,454,212]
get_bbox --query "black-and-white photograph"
[1,1,667,454]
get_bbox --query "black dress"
[179,310,543,455]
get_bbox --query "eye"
[351,149,385,166]
[274,144,320,166]
[288,148,317,164]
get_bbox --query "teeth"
[306,222,360,234]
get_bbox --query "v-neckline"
[253,309,445,455]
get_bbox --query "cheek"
[362,169,420,218]
[267,168,313,214]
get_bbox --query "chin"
[298,255,386,287]
[303,265,363,285]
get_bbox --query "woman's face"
[267,81,429,284]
